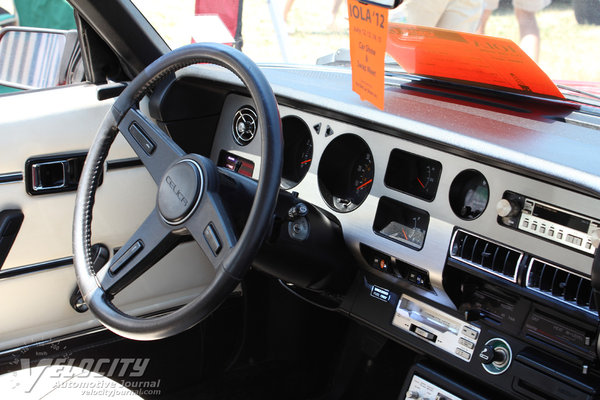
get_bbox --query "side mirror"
[0,26,81,92]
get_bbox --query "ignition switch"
[287,203,309,241]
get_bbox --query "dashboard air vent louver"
[232,106,258,146]
[450,230,522,282]
[526,258,596,315]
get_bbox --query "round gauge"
[449,169,489,220]
[318,134,374,213]
[281,116,313,189]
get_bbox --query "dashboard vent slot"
[526,258,596,315]
[450,230,521,282]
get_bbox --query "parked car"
[0,0,599,399]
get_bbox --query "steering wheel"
[73,43,283,340]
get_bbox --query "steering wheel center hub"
[157,160,203,224]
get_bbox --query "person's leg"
[512,0,550,62]
[514,7,540,62]
[283,0,295,23]
[329,0,343,29]
[476,9,492,34]
[438,0,484,33]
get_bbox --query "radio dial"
[496,199,520,218]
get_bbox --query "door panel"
[0,84,212,351]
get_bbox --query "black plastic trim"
[0,256,73,280]
[0,172,23,184]
[106,157,143,170]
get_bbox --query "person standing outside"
[477,0,551,62]
[389,0,484,33]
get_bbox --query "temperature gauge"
[373,197,430,250]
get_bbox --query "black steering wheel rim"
[73,43,282,340]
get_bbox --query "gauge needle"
[300,159,312,164]
[402,228,408,240]
[417,177,425,188]
[356,179,373,191]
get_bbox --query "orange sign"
[386,23,564,99]
[348,0,389,109]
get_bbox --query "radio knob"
[406,390,420,399]
[496,199,520,218]
[591,229,600,248]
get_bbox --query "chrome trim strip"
[449,229,522,283]
[0,172,23,184]
[525,257,596,316]
[0,256,73,280]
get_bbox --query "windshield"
[131,0,598,83]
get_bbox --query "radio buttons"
[461,326,479,340]
[458,337,475,349]
[501,192,600,255]
[455,348,471,360]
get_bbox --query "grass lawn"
[484,1,600,81]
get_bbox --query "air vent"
[450,230,522,282]
[232,106,258,146]
[526,258,597,315]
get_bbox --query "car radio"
[497,191,600,255]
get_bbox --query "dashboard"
[152,65,600,400]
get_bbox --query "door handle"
[0,209,24,269]
[25,152,103,195]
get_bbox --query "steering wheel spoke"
[184,190,237,269]
[118,108,185,185]
[97,209,179,296]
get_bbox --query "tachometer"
[318,134,375,213]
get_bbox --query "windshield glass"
[131,0,598,83]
